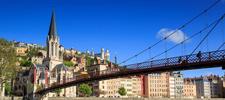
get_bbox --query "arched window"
[55,43,58,57]
[52,43,54,56]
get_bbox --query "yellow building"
[97,76,142,98]
[183,79,197,98]
[87,64,142,98]
[64,49,77,56]
[131,76,142,97]
[15,47,28,56]
[98,78,121,98]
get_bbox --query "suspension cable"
[218,19,225,50]
[189,13,225,55]
[118,0,221,65]
[205,10,209,51]
[217,42,225,50]
[150,13,225,60]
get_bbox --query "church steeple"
[48,11,58,39]
[46,11,64,62]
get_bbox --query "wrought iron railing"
[125,50,225,69]
[36,50,225,94]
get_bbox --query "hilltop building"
[88,48,110,61]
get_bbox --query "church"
[26,12,76,97]
[13,11,117,98]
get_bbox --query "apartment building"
[195,77,211,98]
[194,75,223,98]
[208,75,223,98]
[144,72,170,98]
[169,72,184,98]
[88,64,142,98]
[183,79,197,98]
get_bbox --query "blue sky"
[0,0,225,77]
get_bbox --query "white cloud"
[157,28,188,44]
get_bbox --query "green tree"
[53,88,62,96]
[85,56,94,66]
[26,48,39,58]
[118,87,127,96]
[63,61,74,67]
[0,38,18,95]
[4,81,11,96]
[20,59,32,67]
[78,84,92,97]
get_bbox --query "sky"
[0,0,225,77]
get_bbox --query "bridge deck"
[35,50,225,95]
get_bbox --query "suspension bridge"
[35,49,225,96]
[28,0,225,99]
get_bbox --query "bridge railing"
[125,50,225,69]
[44,50,225,92]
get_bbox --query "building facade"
[15,47,28,56]
[208,75,223,98]
[183,79,197,98]
[144,72,170,98]
[194,75,223,98]
[169,72,184,98]
[86,64,142,98]
[195,77,211,98]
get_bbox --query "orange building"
[144,72,170,98]
[183,79,197,98]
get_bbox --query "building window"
[52,43,54,56]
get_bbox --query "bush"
[5,82,12,96]
[20,59,32,67]
[78,84,92,97]
[118,87,127,96]
[63,61,74,67]
[53,88,62,96]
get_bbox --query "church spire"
[48,11,57,39]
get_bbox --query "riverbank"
[1,97,225,100]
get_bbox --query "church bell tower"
[47,12,62,61]
[45,11,64,71]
